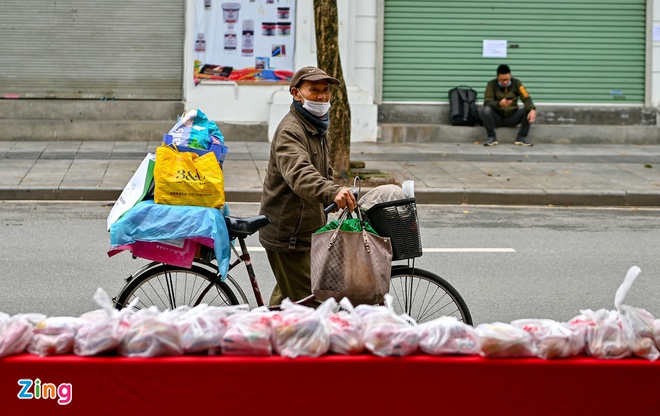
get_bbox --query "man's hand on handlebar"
[333,188,357,212]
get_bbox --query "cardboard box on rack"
[163,134,228,166]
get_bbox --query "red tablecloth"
[1,354,659,415]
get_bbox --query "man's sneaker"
[514,137,533,146]
[483,137,498,146]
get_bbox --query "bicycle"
[112,196,472,325]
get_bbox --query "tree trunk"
[313,0,351,180]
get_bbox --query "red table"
[1,353,659,415]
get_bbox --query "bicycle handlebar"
[323,202,338,215]
[323,189,359,215]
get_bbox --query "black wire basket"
[364,197,422,261]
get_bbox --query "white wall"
[183,0,379,141]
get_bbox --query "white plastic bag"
[175,304,248,355]
[327,298,365,355]
[418,316,480,356]
[575,308,632,359]
[613,266,658,360]
[358,294,419,357]
[271,298,334,358]
[221,307,273,356]
[28,316,83,356]
[0,313,43,358]
[74,288,136,356]
[512,318,584,359]
[118,307,183,357]
[475,322,537,358]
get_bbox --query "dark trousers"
[266,249,319,307]
[481,106,531,139]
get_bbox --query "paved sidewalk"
[1,140,660,206]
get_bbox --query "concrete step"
[378,123,660,145]
[378,103,658,126]
[0,100,268,142]
[378,103,660,145]
[0,100,185,121]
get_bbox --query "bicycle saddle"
[224,215,271,238]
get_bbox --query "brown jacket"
[258,104,341,251]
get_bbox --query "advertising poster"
[194,0,295,84]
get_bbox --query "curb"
[3,187,660,207]
[414,188,660,207]
[0,188,264,203]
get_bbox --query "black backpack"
[448,86,479,126]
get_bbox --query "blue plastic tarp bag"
[109,200,231,279]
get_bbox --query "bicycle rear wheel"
[389,266,472,325]
[114,262,239,310]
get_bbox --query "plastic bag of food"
[566,267,656,360]
[358,294,419,357]
[512,318,584,359]
[74,288,137,356]
[327,298,365,355]
[577,308,632,359]
[118,307,183,357]
[28,316,83,356]
[475,322,537,358]
[621,305,659,361]
[418,316,480,356]
[221,307,273,356]
[175,304,248,355]
[0,313,44,357]
[652,320,660,352]
[613,266,657,360]
[271,298,334,358]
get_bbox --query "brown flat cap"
[289,66,340,91]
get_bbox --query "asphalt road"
[1,201,659,325]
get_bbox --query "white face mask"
[302,99,331,117]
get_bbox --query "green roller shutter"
[382,0,646,104]
[0,0,184,100]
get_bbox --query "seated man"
[481,64,537,146]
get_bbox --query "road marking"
[247,247,515,253]
[424,248,516,253]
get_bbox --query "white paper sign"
[483,40,507,58]
[654,24,660,42]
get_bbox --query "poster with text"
[194,0,295,84]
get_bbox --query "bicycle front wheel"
[389,266,472,325]
[115,262,239,311]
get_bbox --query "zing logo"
[17,379,72,405]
